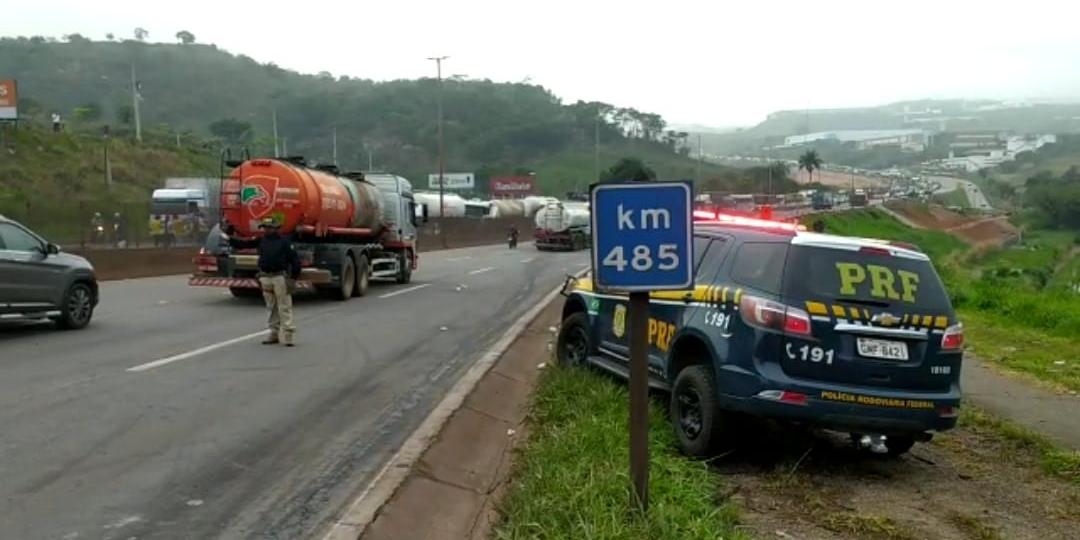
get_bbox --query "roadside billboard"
[427,172,474,190]
[490,176,536,197]
[0,80,16,121]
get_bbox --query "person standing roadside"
[226,216,300,346]
[51,112,62,133]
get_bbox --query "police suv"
[557,211,964,457]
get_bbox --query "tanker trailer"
[414,192,467,218]
[190,158,423,300]
[534,200,590,251]
[487,199,526,218]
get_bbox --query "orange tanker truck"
[189,157,424,300]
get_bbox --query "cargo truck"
[190,157,424,300]
[534,201,590,251]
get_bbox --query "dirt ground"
[885,201,1017,247]
[717,422,1079,540]
[795,169,884,190]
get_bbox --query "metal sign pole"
[628,290,650,512]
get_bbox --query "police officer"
[227,216,300,346]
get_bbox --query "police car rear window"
[731,242,789,293]
[783,245,951,310]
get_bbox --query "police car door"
[664,235,734,374]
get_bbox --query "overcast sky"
[6,0,1080,127]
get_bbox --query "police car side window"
[731,242,788,293]
[693,236,711,275]
[695,237,729,279]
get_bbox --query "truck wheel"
[395,251,412,284]
[556,312,592,366]
[230,287,260,298]
[336,256,355,300]
[354,254,370,297]
[670,365,726,457]
[55,282,95,330]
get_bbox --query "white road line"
[126,330,268,373]
[446,256,472,262]
[378,283,431,299]
[519,257,536,263]
[467,267,495,275]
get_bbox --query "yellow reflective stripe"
[922,315,934,327]
[572,277,594,292]
[805,301,828,316]
[934,316,949,329]
[721,286,729,304]
[832,305,847,318]
[863,309,871,320]
[848,307,861,320]
[734,288,743,304]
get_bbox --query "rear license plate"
[857,337,908,360]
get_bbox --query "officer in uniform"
[227,216,301,346]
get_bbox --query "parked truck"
[150,177,221,244]
[534,201,590,251]
[190,158,423,299]
[810,191,834,210]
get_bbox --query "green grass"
[960,310,1080,392]
[932,187,970,208]
[960,406,1080,485]
[813,209,968,262]
[493,363,746,540]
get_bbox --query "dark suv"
[557,214,963,456]
[0,215,98,329]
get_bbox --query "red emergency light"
[693,209,806,232]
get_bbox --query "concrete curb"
[319,269,585,540]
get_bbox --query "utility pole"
[332,127,338,166]
[368,146,374,171]
[428,55,449,216]
[103,125,112,189]
[696,134,703,182]
[594,108,601,184]
[130,62,142,143]
[272,109,280,157]
[282,137,288,156]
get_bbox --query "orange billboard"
[0,80,17,120]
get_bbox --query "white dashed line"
[468,267,495,275]
[126,330,268,372]
[378,283,431,299]
[519,257,536,263]
[446,256,472,262]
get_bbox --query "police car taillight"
[740,295,813,336]
[941,323,965,351]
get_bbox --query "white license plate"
[857,337,908,360]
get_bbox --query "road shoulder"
[360,301,559,540]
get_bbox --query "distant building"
[782,129,929,152]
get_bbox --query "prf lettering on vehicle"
[835,262,920,303]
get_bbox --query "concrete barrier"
[77,217,540,281]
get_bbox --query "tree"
[63,34,90,44]
[134,27,149,41]
[72,102,103,123]
[209,118,254,144]
[105,33,115,41]
[797,149,823,183]
[601,157,657,182]
[175,30,196,45]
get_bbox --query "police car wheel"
[886,435,916,456]
[671,365,723,457]
[557,312,591,366]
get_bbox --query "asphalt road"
[0,242,587,540]
[930,175,993,210]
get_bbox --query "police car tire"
[556,312,592,366]
[885,435,916,456]
[671,365,725,457]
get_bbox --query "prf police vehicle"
[557,210,964,457]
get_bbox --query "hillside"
[0,127,218,241]
[0,36,757,194]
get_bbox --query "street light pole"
[130,62,142,143]
[428,55,449,216]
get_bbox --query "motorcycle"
[508,233,518,250]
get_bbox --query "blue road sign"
[590,182,693,291]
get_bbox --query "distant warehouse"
[781,129,929,152]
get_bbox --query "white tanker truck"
[534,200,590,251]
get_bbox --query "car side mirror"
[46,242,60,255]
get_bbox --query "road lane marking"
[378,283,431,299]
[321,266,591,540]
[468,267,495,275]
[519,257,536,263]
[126,330,268,373]
[446,256,472,261]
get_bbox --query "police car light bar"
[693,210,806,232]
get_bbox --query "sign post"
[590,181,693,513]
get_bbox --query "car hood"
[55,251,95,272]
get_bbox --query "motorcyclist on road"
[225,216,301,346]
[508,225,519,249]
[90,212,105,244]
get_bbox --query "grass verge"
[959,310,1080,392]
[959,406,1080,485]
[492,363,746,540]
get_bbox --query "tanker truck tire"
[335,257,356,301]
[395,251,412,284]
[354,254,370,297]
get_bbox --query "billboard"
[428,172,474,190]
[0,80,16,121]
[490,176,536,197]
